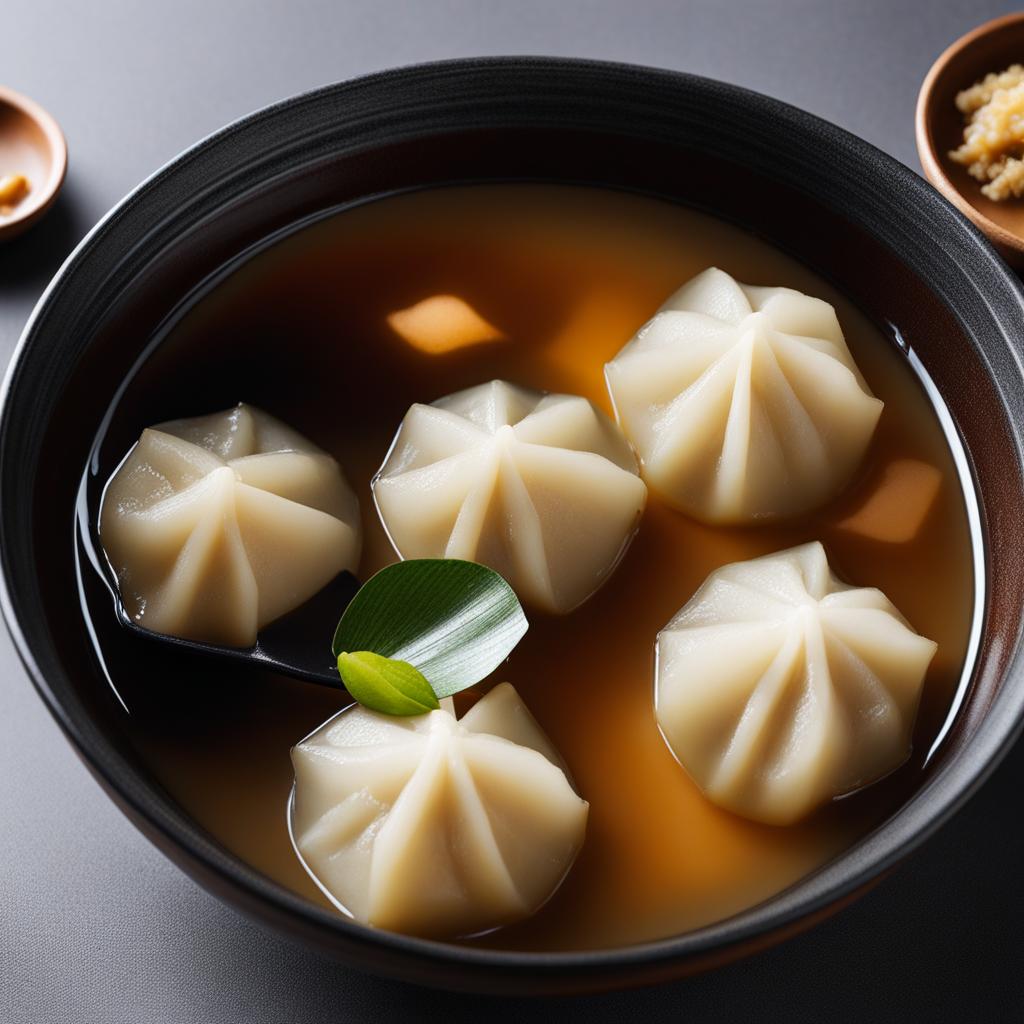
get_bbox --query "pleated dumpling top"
[655,543,937,825]
[100,403,361,647]
[291,683,588,938]
[605,268,884,523]
[372,380,647,613]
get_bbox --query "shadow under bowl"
[3,59,1024,994]
[916,12,1024,268]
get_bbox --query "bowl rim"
[4,55,1024,987]
[915,11,1024,255]
[0,83,68,238]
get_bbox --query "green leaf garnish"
[336,651,440,716]
[333,559,528,700]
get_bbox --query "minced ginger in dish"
[949,64,1024,201]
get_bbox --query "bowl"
[3,58,1024,995]
[916,12,1024,268]
[0,85,67,242]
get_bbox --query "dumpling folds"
[605,268,884,523]
[655,542,936,825]
[100,403,361,647]
[372,380,647,613]
[291,683,588,938]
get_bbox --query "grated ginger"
[949,64,1024,201]
[0,174,30,214]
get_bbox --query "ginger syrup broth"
[81,185,977,951]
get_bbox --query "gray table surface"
[2,1,1023,1021]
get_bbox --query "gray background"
[1,1,1022,1021]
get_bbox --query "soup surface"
[83,184,975,951]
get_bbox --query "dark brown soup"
[81,184,977,951]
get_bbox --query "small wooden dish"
[0,85,67,242]
[916,13,1024,268]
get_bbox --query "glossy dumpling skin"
[372,380,647,613]
[100,403,361,647]
[291,683,588,938]
[605,268,884,523]
[655,542,937,825]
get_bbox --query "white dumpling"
[605,268,884,523]
[655,542,936,825]
[372,380,647,613]
[291,683,588,938]
[100,403,361,647]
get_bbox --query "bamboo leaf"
[332,559,528,699]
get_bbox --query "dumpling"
[604,268,884,523]
[372,380,647,613]
[655,542,936,825]
[291,682,588,938]
[100,403,361,647]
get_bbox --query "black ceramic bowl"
[3,59,1024,995]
